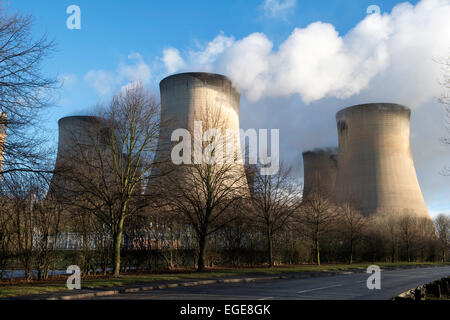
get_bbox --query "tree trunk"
[406,242,410,263]
[44,264,49,279]
[267,227,273,267]
[112,218,125,277]
[197,233,207,272]
[349,238,353,264]
[315,237,321,266]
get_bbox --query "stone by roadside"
[393,276,450,300]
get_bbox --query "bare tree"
[33,196,63,280]
[380,214,400,263]
[156,106,248,271]
[56,83,161,276]
[336,203,367,264]
[299,186,337,265]
[437,57,450,262]
[251,163,302,267]
[4,174,39,280]
[434,214,449,262]
[398,213,418,262]
[436,54,450,179]
[439,55,450,115]
[0,5,57,177]
[126,208,183,270]
[68,204,105,275]
[0,194,13,278]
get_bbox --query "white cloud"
[118,52,151,85]
[84,52,151,97]
[216,33,272,101]
[162,48,186,73]
[161,33,235,74]
[84,70,116,97]
[169,0,450,106]
[356,0,450,107]
[263,0,296,19]
[189,33,235,69]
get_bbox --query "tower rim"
[160,72,234,87]
[302,148,338,157]
[336,103,411,120]
[58,115,101,126]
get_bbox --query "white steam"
[163,0,450,106]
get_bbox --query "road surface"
[88,265,450,300]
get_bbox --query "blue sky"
[7,0,450,217]
[7,0,420,118]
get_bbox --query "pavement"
[83,265,450,300]
[12,265,449,300]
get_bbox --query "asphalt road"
[89,265,450,300]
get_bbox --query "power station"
[49,116,106,198]
[303,103,430,219]
[302,148,337,199]
[50,76,430,221]
[147,72,249,194]
[334,103,429,218]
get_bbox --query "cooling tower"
[49,116,104,198]
[148,72,248,194]
[334,103,430,218]
[302,148,338,199]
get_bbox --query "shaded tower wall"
[147,72,248,194]
[302,148,338,199]
[49,116,104,198]
[334,103,430,218]
[245,166,255,196]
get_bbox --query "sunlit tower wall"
[302,148,338,199]
[49,116,104,198]
[0,112,7,183]
[147,72,249,194]
[334,103,430,219]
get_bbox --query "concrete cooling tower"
[334,103,430,218]
[49,116,105,198]
[148,72,249,194]
[302,148,338,199]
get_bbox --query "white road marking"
[258,296,275,300]
[296,283,344,294]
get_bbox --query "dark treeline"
[0,150,449,280]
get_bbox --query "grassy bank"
[1,262,448,298]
